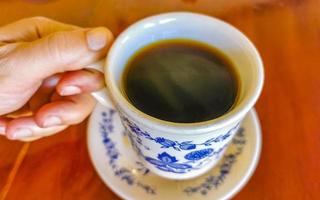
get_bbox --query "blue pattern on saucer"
[100,109,156,195]
[183,128,246,196]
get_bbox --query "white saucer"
[87,103,262,200]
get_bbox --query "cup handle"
[86,59,113,107]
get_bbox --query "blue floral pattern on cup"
[120,115,240,174]
[145,152,192,173]
[184,148,214,161]
[122,116,238,151]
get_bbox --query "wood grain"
[1,0,320,199]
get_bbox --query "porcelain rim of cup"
[105,12,264,135]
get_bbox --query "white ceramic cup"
[88,12,264,180]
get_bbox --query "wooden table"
[1,0,319,199]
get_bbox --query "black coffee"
[122,39,239,123]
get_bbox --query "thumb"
[7,27,113,81]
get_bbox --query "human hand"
[0,17,113,141]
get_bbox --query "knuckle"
[45,32,70,67]
[17,16,51,31]
[29,16,51,23]
[27,16,54,38]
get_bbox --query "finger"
[19,136,42,142]
[56,69,104,96]
[5,27,113,82]
[5,117,67,140]
[0,117,8,135]
[35,93,95,128]
[0,16,79,42]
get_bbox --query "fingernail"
[60,86,81,96]
[86,27,110,51]
[43,116,62,128]
[12,128,33,139]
